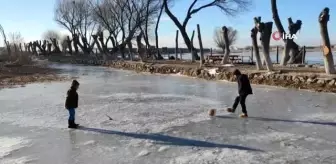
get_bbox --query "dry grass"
[0,51,34,66]
[0,51,69,89]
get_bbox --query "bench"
[207,55,254,64]
[207,55,241,63]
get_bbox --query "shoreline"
[45,56,336,93]
[0,62,69,89]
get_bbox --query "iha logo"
[272,31,297,41]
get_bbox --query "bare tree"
[75,0,97,52]
[213,26,238,53]
[54,0,96,54]
[54,0,78,36]
[271,0,302,65]
[42,30,61,42]
[163,0,250,60]
[0,25,11,55]
[91,0,120,49]
[130,0,162,59]
[155,0,165,59]
[8,32,24,46]
[8,32,24,53]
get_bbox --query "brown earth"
[0,62,69,89]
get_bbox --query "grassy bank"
[0,61,69,89]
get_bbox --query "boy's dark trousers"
[68,108,78,128]
[231,94,248,114]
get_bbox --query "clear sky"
[0,0,336,49]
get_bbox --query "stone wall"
[47,57,336,93]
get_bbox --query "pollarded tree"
[163,0,251,60]
[42,30,62,52]
[271,0,302,65]
[319,7,336,74]
[254,17,273,71]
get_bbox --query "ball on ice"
[208,109,216,116]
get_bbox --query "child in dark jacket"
[65,80,80,128]
[227,69,253,118]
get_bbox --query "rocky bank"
[48,57,336,93]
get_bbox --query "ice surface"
[1,63,336,164]
[0,137,30,158]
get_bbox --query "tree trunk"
[111,36,116,48]
[163,1,200,60]
[287,18,302,64]
[42,40,47,53]
[66,36,72,54]
[47,43,52,54]
[127,41,133,61]
[92,35,103,53]
[271,0,285,36]
[255,17,274,71]
[280,39,292,65]
[136,33,145,62]
[51,38,61,53]
[98,32,107,53]
[175,30,179,60]
[197,24,204,66]
[190,30,195,62]
[271,0,302,65]
[73,34,79,54]
[319,7,336,74]
[155,3,164,60]
[221,26,231,64]
[251,27,263,70]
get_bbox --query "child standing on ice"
[65,80,80,128]
[227,69,253,118]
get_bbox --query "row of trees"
[52,0,250,61]
[209,0,335,75]
[247,0,335,74]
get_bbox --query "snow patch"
[137,150,151,157]
[169,149,257,164]
[81,140,97,146]
[300,113,336,122]
[0,137,31,159]
[231,132,306,143]
[0,156,36,164]
[207,68,218,75]
[158,146,170,152]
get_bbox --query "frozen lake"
[1,64,336,164]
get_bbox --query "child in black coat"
[65,80,80,128]
[227,69,253,118]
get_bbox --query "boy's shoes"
[227,108,235,113]
[239,113,248,118]
[68,120,79,129]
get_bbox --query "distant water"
[163,51,335,65]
